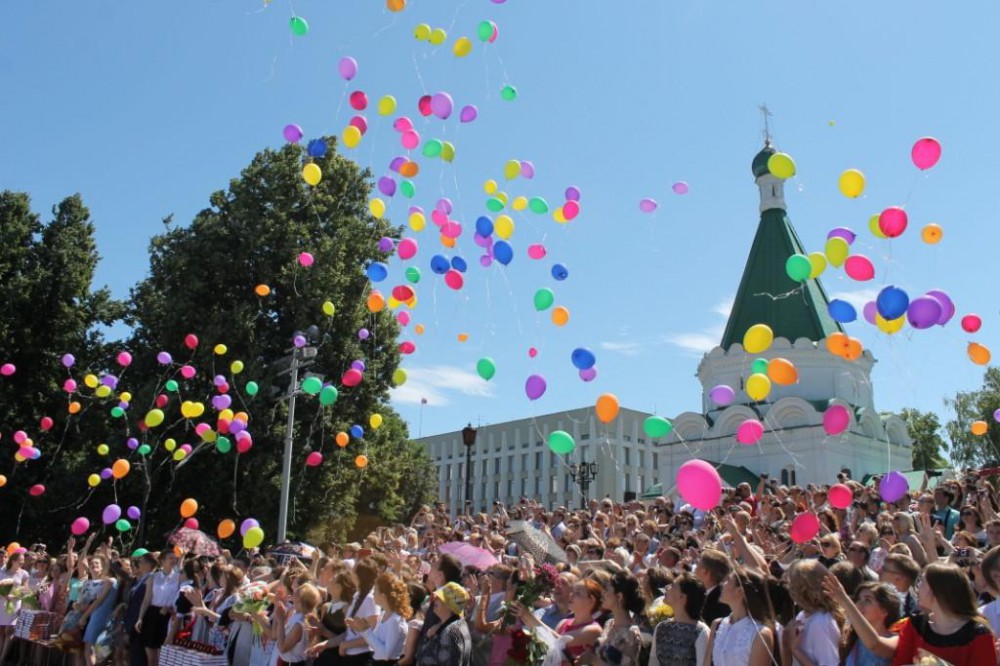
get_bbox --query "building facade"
[415,407,662,516]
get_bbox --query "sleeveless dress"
[83,578,119,644]
[651,620,709,666]
[711,616,762,666]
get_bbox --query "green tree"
[945,367,1000,469]
[897,408,949,471]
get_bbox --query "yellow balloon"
[483,179,498,195]
[875,314,905,334]
[824,237,850,268]
[808,252,827,278]
[453,36,472,57]
[201,430,217,443]
[392,368,407,386]
[838,169,865,198]
[429,28,447,45]
[369,198,386,219]
[742,324,774,354]
[553,207,567,224]
[512,196,528,212]
[441,141,455,163]
[243,526,265,549]
[503,160,520,180]
[302,163,322,186]
[173,449,186,462]
[219,409,234,421]
[767,152,796,179]
[343,125,362,149]
[144,409,165,428]
[14,452,26,463]
[322,301,335,316]
[96,444,109,456]
[84,374,99,389]
[213,344,227,356]
[378,95,397,116]
[387,296,400,309]
[494,215,515,239]
[230,360,244,374]
[95,385,112,398]
[408,211,426,231]
[414,23,431,40]
[119,392,133,403]
[745,373,772,401]
[88,474,101,488]
[496,191,509,206]
[370,413,383,429]
[165,438,177,452]
[868,213,887,239]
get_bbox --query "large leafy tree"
[945,367,1000,469]
[897,408,949,471]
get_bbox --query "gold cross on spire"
[759,104,773,146]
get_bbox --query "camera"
[760,472,769,480]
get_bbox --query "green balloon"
[216,437,232,454]
[547,430,575,455]
[290,16,309,36]
[422,139,443,158]
[131,548,149,557]
[245,381,259,396]
[115,518,131,532]
[476,357,496,381]
[643,416,673,439]
[400,180,415,198]
[785,254,812,282]
[405,266,422,284]
[137,444,151,456]
[477,20,495,42]
[501,85,517,101]
[301,376,323,395]
[533,288,555,311]
[319,385,339,406]
[751,358,769,375]
[165,380,179,392]
[486,197,505,213]
[110,407,125,418]
[528,197,549,214]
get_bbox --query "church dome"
[752,144,776,178]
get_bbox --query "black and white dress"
[649,619,709,666]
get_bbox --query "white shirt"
[344,592,379,655]
[792,610,840,666]
[362,611,408,660]
[981,598,1000,636]
[150,570,181,607]
[278,611,309,663]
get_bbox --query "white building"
[416,407,664,516]
[657,142,912,489]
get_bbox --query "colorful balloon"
[838,169,865,198]
[595,394,620,423]
[767,152,796,179]
[829,484,852,509]
[878,207,908,238]
[823,404,850,435]
[790,513,820,544]
[547,431,575,455]
[879,471,909,502]
[844,255,875,281]
[736,419,764,445]
[742,324,773,354]
[676,460,722,510]
[709,385,735,406]
[524,374,547,400]
[911,137,942,170]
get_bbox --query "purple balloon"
[389,156,406,173]
[351,360,366,372]
[520,161,535,179]
[338,56,358,81]
[672,181,690,195]
[378,177,397,197]
[863,301,877,325]
[480,255,493,267]
[229,420,246,435]
[358,328,370,340]
[240,518,259,537]
[826,227,857,245]
[127,437,139,450]
[579,367,597,382]
[127,506,141,520]
[293,335,307,348]
[639,198,658,213]
[436,198,453,215]
[879,471,909,503]
[994,408,1000,423]
[157,351,172,365]
[907,296,943,330]
[213,394,233,411]
[525,374,547,400]
[473,233,491,248]
[430,92,454,119]
[408,205,424,216]
[214,375,226,387]
[101,374,119,389]
[282,124,303,144]
[102,504,122,525]
[926,289,955,326]
[100,468,113,480]
[709,385,735,406]
[378,237,395,253]
[565,186,581,202]
[459,105,478,123]
[61,353,75,368]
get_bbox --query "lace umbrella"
[506,520,567,565]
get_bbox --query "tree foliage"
[897,408,949,471]
[945,367,1000,469]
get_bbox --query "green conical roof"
[720,207,844,349]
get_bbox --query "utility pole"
[276,345,316,544]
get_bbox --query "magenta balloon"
[826,227,857,244]
[911,137,942,171]
[401,130,420,150]
[926,289,955,326]
[844,255,875,281]
[527,244,547,260]
[709,385,735,406]
[525,374,547,400]
[459,105,478,123]
[565,186,581,202]
[672,181,689,195]
[828,484,852,510]
[879,471,909,503]
[282,124,303,143]
[397,238,418,260]
[71,517,90,536]
[473,233,490,248]
[378,177,397,197]
[430,92,454,119]
[563,200,581,220]
[102,504,122,525]
[863,301,877,325]
[349,115,368,135]
[823,404,850,435]
[338,56,358,81]
[479,255,493,267]
[790,513,820,544]
[240,518,259,536]
[349,90,368,110]
[736,419,764,445]
[393,116,413,133]
[520,161,535,179]
[639,198,658,213]
[878,207,908,238]
[442,221,462,239]
[579,367,598,382]
[907,296,943,330]
[676,460,722,510]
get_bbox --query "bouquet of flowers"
[646,602,674,627]
[4,587,38,615]
[232,582,271,635]
[506,626,550,666]
[501,563,561,628]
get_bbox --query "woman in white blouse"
[134,551,180,666]
[347,572,412,665]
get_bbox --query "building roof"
[706,461,760,489]
[720,206,844,350]
[751,144,776,178]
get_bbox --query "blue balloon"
[876,285,909,320]
[430,254,451,275]
[494,241,514,266]
[349,424,364,439]
[365,262,388,283]
[475,216,494,237]
[551,263,569,281]
[307,139,328,158]
[571,347,596,370]
[450,256,468,273]
[828,299,857,323]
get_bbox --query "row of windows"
[443,473,656,504]
[428,422,663,459]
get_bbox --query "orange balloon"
[111,459,131,480]
[972,421,989,436]
[843,337,864,361]
[399,161,419,178]
[180,498,199,519]
[255,284,271,297]
[921,223,943,244]
[415,324,425,335]
[766,358,798,385]
[234,412,250,424]
[367,291,386,313]
[551,306,570,327]
[826,332,849,357]
[440,235,456,249]
[355,455,369,468]
[217,519,236,539]
[0,475,6,488]
[457,333,469,342]
[336,432,349,447]
[386,0,406,11]
[173,545,183,557]
[595,393,620,424]
[969,342,992,366]
[68,401,82,414]
[7,542,21,555]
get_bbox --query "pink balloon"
[639,198,658,213]
[184,518,199,530]
[527,244,547,260]
[441,221,462,239]
[828,483,852,510]
[28,484,45,497]
[396,311,411,326]
[1,363,16,376]
[844,255,875,281]
[672,181,689,195]
[349,115,368,135]
[863,301,877,325]
[342,368,363,387]
[911,137,942,171]
[399,341,417,355]
[459,105,478,123]
[676,460,722,511]
[338,56,358,81]
[401,130,420,150]
[790,513,820,544]
[878,207,908,238]
[117,351,133,367]
[444,269,464,290]
[306,452,323,467]
[431,209,449,227]
[180,365,196,379]
[397,238,418,260]
[393,116,413,132]
[528,347,538,358]
[962,314,982,333]
[823,404,850,435]
[736,419,764,445]
[563,200,580,221]
[520,161,535,179]
[298,252,314,267]
[71,517,90,536]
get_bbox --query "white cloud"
[712,296,735,318]
[600,341,641,356]
[390,364,496,407]
[830,288,879,311]
[662,296,731,355]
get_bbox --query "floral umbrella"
[506,520,567,565]
[167,527,220,557]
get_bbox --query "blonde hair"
[787,560,845,627]
[296,583,322,613]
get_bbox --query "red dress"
[555,617,600,662]
[891,613,997,666]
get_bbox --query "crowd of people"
[2,469,1000,665]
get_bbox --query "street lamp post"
[461,424,477,511]
[276,344,317,544]
[569,459,598,509]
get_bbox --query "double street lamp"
[461,424,477,510]
[569,459,598,509]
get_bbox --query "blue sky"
[2,1,999,448]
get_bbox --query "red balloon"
[184,518,199,530]
[417,95,433,117]
[155,394,169,408]
[790,512,820,544]
[185,333,199,349]
[349,90,368,111]
[342,368,363,387]
[399,341,417,355]
[39,417,53,431]
[962,314,982,333]
[828,483,852,510]
[28,484,45,497]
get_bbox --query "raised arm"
[821,574,897,658]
